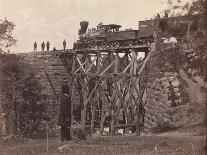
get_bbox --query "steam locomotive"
[73,15,196,51]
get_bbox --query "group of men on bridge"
[33,39,67,52]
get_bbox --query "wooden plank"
[114,123,137,128]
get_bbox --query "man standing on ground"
[34,41,37,51]
[41,41,45,51]
[57,84,72,141]
[63,39,66,50]
[46,41,50,51]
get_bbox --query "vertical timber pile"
[61,44,152,136]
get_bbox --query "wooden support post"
[114,52,119,73]
[72,53,76,73]
[134,52,138,75]
[111,108,115,136]
[96,53,101,74]
[81,87,87,128]
[130,51,135,74]
[91,99,96,136]
[100,82,110,135]
[71,54,76,136]
[100,104,105,135]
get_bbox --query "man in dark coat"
[46,41,50,51]
[41,41,45,51]
[58,84,72,141]
[63,39,66,50]
[34,41,37,51]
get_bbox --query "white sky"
[0,0,191,53]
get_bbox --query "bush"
[72,122,87,140]
[151,119,176,133]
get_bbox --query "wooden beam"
[114,52,119,73]
[99,60,115,76]
[77,57,86,72]
[138,52,151,75]
[122,61,133,73]
[85,57,97,73]
[134,52,138,74]
[74,60,87,73]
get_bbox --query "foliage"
[0,54,49,137]
[188,0,207,15]
[154,45,185,72]
[0,19,16,53]
[159,0,207,80]
[151,118,176,133]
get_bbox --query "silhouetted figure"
[46,41,50,51]
[57,84,72,141]
[165,12,168,18]
[53,47,56,52]
[34,41,37,51]
[156,13,160,18]
[63,39,66,50]
[41,41,45,51]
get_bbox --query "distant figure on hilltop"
[156,13,160,18]
[34,41,37,51]
[41,41,45,51]
[165,12,168,18]
[53,47,56,52]
[63,39,66,50]
[46,41,50,51]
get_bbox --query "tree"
[0,18,16,53]
[0,18,48,137]
[0,55,48,137]
[188,0,207,15]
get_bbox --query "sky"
[0,0,190,53]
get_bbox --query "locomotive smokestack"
[80,21,89,34]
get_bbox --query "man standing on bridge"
[57,84,72,141]
[63,39,66,50]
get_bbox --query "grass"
[0,133,205,155]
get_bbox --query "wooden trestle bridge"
[59,43,154,136]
